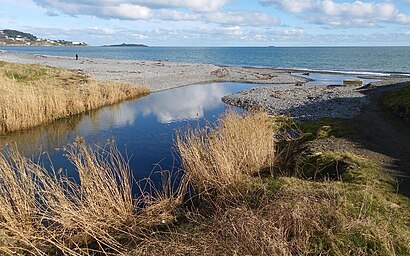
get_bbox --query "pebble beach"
[0,52,305,92]
[222,78,410,120]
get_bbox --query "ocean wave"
[0,50,6,53]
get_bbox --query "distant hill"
[102,43,148,47]
[0,29,87,46]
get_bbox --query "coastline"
[2,51,410,120]
[0,52,307,92]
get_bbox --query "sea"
[1,46,410,75]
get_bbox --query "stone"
[343,79,363,86]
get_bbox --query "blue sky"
[1,0,410,46]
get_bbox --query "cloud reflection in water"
[135,83,230,123]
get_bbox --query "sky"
[1,0,410,46]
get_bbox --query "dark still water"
[0,82,266,181]
[1,46,410,74]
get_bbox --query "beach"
[0,52,306,92]
[3,51,410,121]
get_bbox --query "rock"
[343,79,363,86]
[211,67,229,78]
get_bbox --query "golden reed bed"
[0,111,409,255]
[0,61,149,134]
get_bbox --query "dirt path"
[349,86,410,196]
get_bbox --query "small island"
[102,43,148,47]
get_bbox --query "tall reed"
[0,62,149,135]
[176,111,278,197]
[0,140,185,255]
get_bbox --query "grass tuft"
[176,111,278,203]
[383,85,410,118]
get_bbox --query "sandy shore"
[0,52,306,92]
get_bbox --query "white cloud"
[88,27,117,35]
[260,0,316,13]
[18,25,410,46]
[206,11,279,26]
[220,26,245,36]
[261,0,410,27]
[133,33,149,39]
[31,0,279,26]
[33,0,230,14]
[33,1,154,20]
[133,0,230,11]
[101,4,152,20]
[396,13,410,23]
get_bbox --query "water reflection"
[137,83,230,123]
[0,114,86,156]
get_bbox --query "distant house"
[72,41,86,46]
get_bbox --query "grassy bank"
[0,112,409,255]
[143,114,410,255]
[0,61,149,134]
[383,85,410,119]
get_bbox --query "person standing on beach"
[75,54,79,60]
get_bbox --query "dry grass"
[0,140,185,255]
[133,153,410,256]
[146,112,409,256]
[1,111,409,255]
[0,61,149,135]
[176,111,278,200]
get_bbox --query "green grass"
[4,66,49,82]
[297,118,350,141]
[383,85,410,118]
[265,151,410,255]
